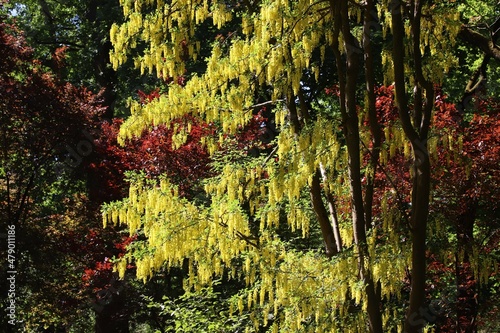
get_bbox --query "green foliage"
[142,281,251,333]
[4,0,163,116]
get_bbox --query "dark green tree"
[2,0,162,118]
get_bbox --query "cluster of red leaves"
[374,85,400,124]
[324,85,340,97]
[432,95,500,213]
[433,90,462,130]
[87,115,213,202]
[324,85,398,123]
[0,22,104,162]
[51,45,69,71]
[233,109,270,151]
[428,94,499,331]
[462,100,500,192]
[137,88,161,104]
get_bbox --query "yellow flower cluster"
[111,0,342,143]
[104,177,250,284]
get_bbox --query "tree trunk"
[404,150,431,333]
[87,1,117,119]
[320,163,343,252]
[310,170,338,257]
[363,0,382,233]
[391,1,433,331]
[287,87,339,257]
[328,1,384,331]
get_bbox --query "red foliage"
[51,45,69,71]
[432,95,500,213]
[81,233,136,291]
[427,94,499,332]
[85,89,218,208]
[0,24,103,143]
[0,19,123,327]
[87,89,274,204]
[233,109,270,151]
[87,114,213,202]
[324,85,340,97]
[374,85,400,124]
[137,88,161,104]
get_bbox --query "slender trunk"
[342,106,383,333]
[391,1,434,331]
[363,0,381,232]
[405,151,431,333]
[329,1,383,331]
[362,0,383,303]
[320,163,343,252]
[345,124,384,333]
[87,1,117,119]
[310,171,338,257]
[14,170,37,225]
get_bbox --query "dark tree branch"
[38,0,54,24]
[458,25,500,61]
[391,0,419,143]
[363,0,382,232]
[490,15,500,41]
[458,16,500,111]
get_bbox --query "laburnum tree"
[103,1,499,333]
[86,88,272,332]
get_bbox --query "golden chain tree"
[102,0,492,332]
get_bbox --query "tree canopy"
[1,0,499,332]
